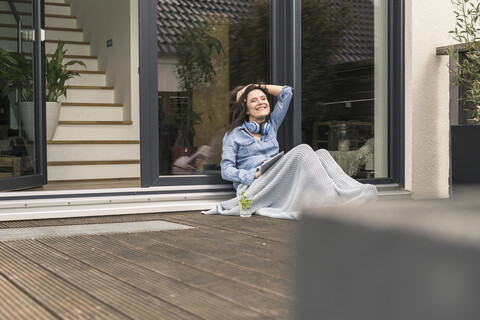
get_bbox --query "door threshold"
[0,184,235,201]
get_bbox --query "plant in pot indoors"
[0,47,34,141]
[170,23,224,171]
[0,42,85,141]
[447,0,480,185]
[45,42,86,140]
[0,48,34,101]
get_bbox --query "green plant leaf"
[45,41,86,101]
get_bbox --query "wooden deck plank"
[0,243,129,320]
[140,226,291,278]
[0,212,297,319]
[162,211,297,243]
[97,233,294,302]
[1,240,198,320]
[106,232,294,298]
[161,225,295,262]
[39,235,273,320]
[0,274,57,320]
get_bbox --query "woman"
[221,84,292,190]
[203,84,377,220]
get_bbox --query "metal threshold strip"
[0,220,195,241]
[0,184,409,222]
[0,184,236,201]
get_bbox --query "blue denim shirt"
[221,86,293,189]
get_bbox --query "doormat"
[0,220,195,241]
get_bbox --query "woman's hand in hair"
[236,84,254,101]
[236,84,284,101]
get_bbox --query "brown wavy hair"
[225,84,270,134]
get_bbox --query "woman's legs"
[314,149,364,189]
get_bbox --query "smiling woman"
[203,84,378,220]
[222,84,291,189]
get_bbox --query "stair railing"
[6,0,23,53]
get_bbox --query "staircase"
[0,0,140,182]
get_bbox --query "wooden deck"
[0,212,297,319]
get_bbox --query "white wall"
[405,0,455,199]
[68,0,139,127]
[158,55,181,92]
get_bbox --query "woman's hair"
[225,84,270,134]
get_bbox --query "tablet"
[259,151,284,175]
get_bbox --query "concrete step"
[0,38,89,55]
[47,162,140,181]
[52,123,137,140]
[46,40,89,56]
[0,1,30,12]
[0,12,32,27]
[0,25,83,42]
[45,3,71,16]
[47,140,140,161]
[45,0,67,4]
[58,104,123,121]
[53,55,98,70]
[0,37,28,52]
[65,71,106,86]
[0,11,80,29]
[0,1,70,14]
[376,184,412,201]
[58,86,115,104]
[46,27,83,42]
[45,13,77,28]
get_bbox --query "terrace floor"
[0,211,297,319]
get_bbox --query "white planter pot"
[19,101,61,141]
[46,101,60,141]
[18,101,35,141]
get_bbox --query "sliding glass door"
[0,0,47,191]
[140,0,403,187]
[141,0,271,187]
[300,0,390,180]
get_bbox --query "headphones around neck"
[244,120,270,135]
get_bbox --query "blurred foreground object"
[297,192,480,320]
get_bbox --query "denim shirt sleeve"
[221,131,257,187]
[269,86,293,131]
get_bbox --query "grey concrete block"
[297,199,480,320]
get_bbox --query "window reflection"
[157,0,269,176]
[301,0,388,179]
[0,3,36,179]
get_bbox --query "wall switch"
[107,39,113,47]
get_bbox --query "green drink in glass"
[239,191,253,217]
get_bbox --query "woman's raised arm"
[263,84,283,97]
[236,84,284,101]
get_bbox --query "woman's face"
[246,89,270,122]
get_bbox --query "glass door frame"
[0,0,47,191]
[139,0,404,188]
[279,0,405,186]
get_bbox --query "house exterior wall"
[404,0,454,199]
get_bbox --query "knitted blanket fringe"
[202,144,378,220]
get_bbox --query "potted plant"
[0,48,34,101]
[44,42,86,140]
[0,42,85,141]
[447,0,480,186]
[0,47,35,141]
[170,23,223,165]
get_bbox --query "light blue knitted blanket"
[202,144,378,220]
